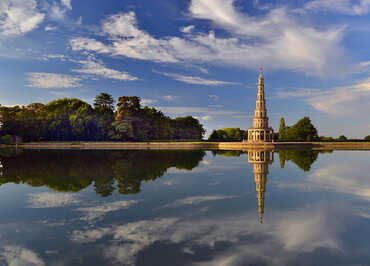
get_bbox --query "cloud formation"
[303,0,370,15]
[26,72,81,88]
[156,71,237,86]
[73,57,139,81]
[277,79,370,115]
[69,2,346,76]
[0,0,45,37]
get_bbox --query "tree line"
[208,117,370,142]
[0,93,205,142]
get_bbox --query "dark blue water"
[0,149,369,266]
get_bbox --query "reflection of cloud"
[0,246,45,266]
[77,200,140,223]
[28,192,79,208]
[308,163,370,201]
[71,218,178,265]
[161,195,237,209]
[71,204,343,266]
[273,207,341,252]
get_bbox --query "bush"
[1,135,13,145]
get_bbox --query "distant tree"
[320,136,335,142]
[27,103,44,111]
[93,93,115,111]
[337,135,347,141]
[364,135,370,141]
[208,128,244,142]
[279,117,319,142]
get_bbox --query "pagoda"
[247,68,274,143]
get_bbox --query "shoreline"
[3,141,370,150]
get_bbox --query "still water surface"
[0,149,370,266]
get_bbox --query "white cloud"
[201,115,213,120]
[77,200,140,223]
[69,37,111,53]
[161,195,237,209]
[0,246,45,266]
[44,25,57,32]
[157,106,239,116]
[27,72,81,88]
[72,57,139,81]
[28,192,79,208]
[61,0,72,10]
[41,53,67,61]
[303,0,370,15]
[162,95,179,101]
[156,71,237,86]
[141,99,157,105]
[181,25,195,33]
[208,95,219,100]
[69,5,345,76]
[277,79,370,115]
[0,0,45,36]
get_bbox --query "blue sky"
[1,0,370,138]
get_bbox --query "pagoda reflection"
[247,149,274,224]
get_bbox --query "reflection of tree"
[278,149,320,172]
[0,149,205,196]
[211,150,246,157]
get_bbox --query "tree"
[337,135,347,141]
[93,93,115,112]
[278,117,286,141]
[208,128,245,142]
[278,117,319,142]
[364,135,370,141]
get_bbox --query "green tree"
[93,93,115,111]
[337,135,347,141]
[208,128,245,142]
[365,135,370,141]
[278,117,286,141]
[279,117,319,142]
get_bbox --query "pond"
[0,148,370,266]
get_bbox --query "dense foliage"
[365,135,370,141]
[208,128,247,142]
[0,94,205,142]
[278,117,319,142]
[0,149,205,196]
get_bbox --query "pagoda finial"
[259,67,263,77]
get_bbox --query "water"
[0,148,370,266]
